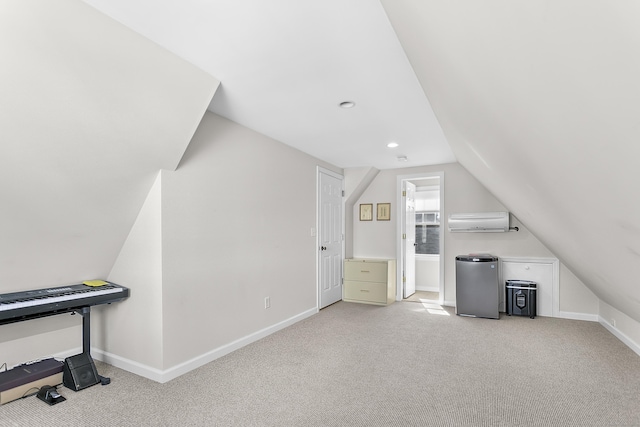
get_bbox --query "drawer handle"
[360,270,370,273]
[360,290,370,293]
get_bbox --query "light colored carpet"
[3,301,640,426]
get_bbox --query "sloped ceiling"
[82,0,456,170]
[0,0,218,289]
[381,1,640,322]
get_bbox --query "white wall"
[160,113,342,368]
[350,163,597,314]
[416,256,439,291]
[96,112,342,378]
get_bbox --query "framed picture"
[377,203,391,221]
[359,204,373,221]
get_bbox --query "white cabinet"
[501,258,558,317]
[343,258,396,306]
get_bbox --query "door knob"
[321,246,327,251]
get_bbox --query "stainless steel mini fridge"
[455,255,499,319]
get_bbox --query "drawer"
[344,261,387,283]
[344,280,387,303]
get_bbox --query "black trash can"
[506,280,537,318]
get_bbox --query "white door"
[403,181,416,298]
[319,170,343,308]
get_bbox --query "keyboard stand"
[0,282,128,387]
[72,306,110,385]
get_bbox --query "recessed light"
[387,142,399,148]
[338,101,355,109]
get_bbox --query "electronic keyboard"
[0,282,129,325]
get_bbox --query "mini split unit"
[448,212,510,233]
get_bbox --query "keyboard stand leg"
[75,306,92,354]
[74,306,111,386]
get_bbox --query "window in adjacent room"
[415,211,440,255]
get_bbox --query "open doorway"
[396,172,444,305]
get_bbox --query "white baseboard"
[446,300,599,323]
[92,348,165,382]
[599,316,640,358]
[557,310,598,322]
[92,307,318,383]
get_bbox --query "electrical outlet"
[264,297,271,309]
[612,318,616,327]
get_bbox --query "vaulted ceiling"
[83,0,455,170]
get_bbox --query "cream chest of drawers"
[343,258,396,306]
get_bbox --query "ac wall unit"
[448,212,509,233]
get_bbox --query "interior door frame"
[403,180,416,298]
[396,171,444,303]
[317,166,345,309]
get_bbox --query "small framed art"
[377,203,391,221]
[359,204,373,221]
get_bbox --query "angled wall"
[0,0,217,367]
[344,167,379,258]
[98,172,164,373]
